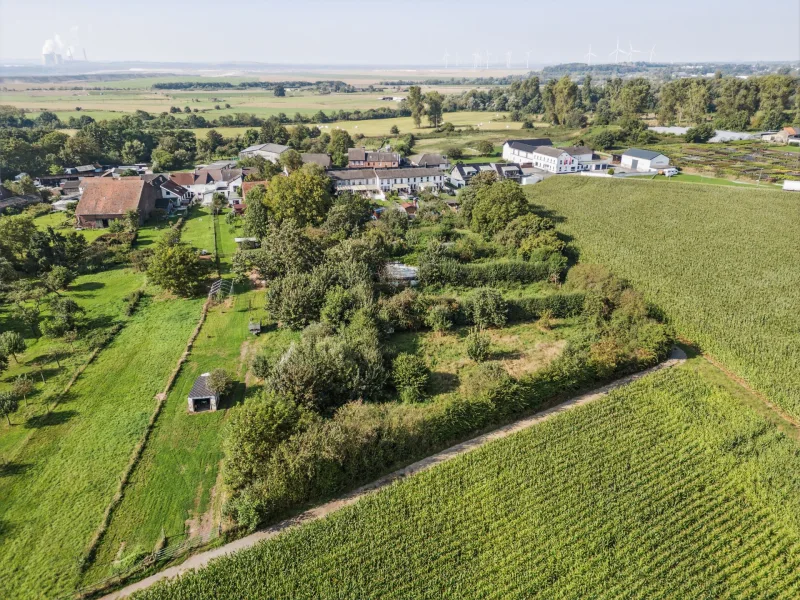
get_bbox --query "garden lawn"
[133,361,800,600]
[82,289,297,585]
[0,293,204,599]
[528,176,800,418]
[0,267,145,458]
[34,211,107,242]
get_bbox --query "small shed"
[188,373,219,413]
[248,320,261,335]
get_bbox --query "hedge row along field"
[134,365,800,599]
[528,177,800,418]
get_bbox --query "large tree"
[327,129,354,167]
[407,86,424,128]
[147,233,206,297]
[243,184,270,240]
[469,179,530,236]
[264,164,332,226]
[425,91,445,128]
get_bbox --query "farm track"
[102,346,687,600]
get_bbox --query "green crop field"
[527,176,800,418]
[133,359,800,600]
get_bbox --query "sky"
[1,0,799,66]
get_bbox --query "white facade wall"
[621,153,669,172]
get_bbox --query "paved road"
[103,347,687,599]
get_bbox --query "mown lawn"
[83,289,297,585]
[529,176,800,418]
[134,361,800,599]
[33,210,107,242]
[0,293,204,599]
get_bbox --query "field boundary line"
[79,297,213,578]
[101,346,686,599]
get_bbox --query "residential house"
[448,162,524,188]
[408,153,450,170]
[620,148,670,172]
[523,146,597,174]
[501,138,554,164]
[159,179,191,208]
[347,148,400,169]
[329,167,444,198]
[301,153,332,169]
[75,178,158,228]
[185,168,244,206]
[239,143,290,163]
[768,127,800,145]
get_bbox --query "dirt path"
[102,347,687,600]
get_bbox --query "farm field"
[0,290,205,599]
[134,360,800,600]
[528,176,800,418]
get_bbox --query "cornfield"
[134,367,800,599]
[529,177,800,418]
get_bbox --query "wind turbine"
[443,49,450,68]
[473,51,480,70]
[525,50,532,70]
[609,38,625,64]
[649,45,657,62]
[584,45,597,65]
[505,51,512,69]
[628,42,641,63]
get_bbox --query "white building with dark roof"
[448,162,524,188]
[329,167,444,197]
[239,143,290,163]
[620,148,670,172]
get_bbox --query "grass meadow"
[528,176,800,418]
[0,292,204,599]
[133,359,800,599]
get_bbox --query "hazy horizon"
[1,0,799,66]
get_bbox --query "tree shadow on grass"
[70,281,105,292]
[0,461,32,477]
[220,381,248,410]
[24,410,78,429]
[429,371,460,395]
[490,349,524,361]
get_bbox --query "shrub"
[251,354,271,380]
[684,123,715,143]
[466,328,491,362]
[392,353,430,403]
[207,368,233,398]
[466,288,507,328]
[424,302,455,334]
[266,267,331,330]
[379,288,425,332]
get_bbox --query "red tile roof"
[242,181,268,200]
[76,179,150,217]
[169,172,195,186]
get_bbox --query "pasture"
[528,176,800,418]
[133,361,800,599]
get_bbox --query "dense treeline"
[151,80,355,92]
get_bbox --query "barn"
[620,148,670,173]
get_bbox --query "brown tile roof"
[76,179,149,217]
[170,172,195,186]
[242,181,268,199]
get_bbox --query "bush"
[445,147,464,160]
[466,288,507,329]
[379,288,425,332]
[251,354,271,380]
[424,302,455,334]
[475,140,494,155]
[684,123,715,143]
[208,368,233,398]
[392,353,430,402]
[466,328,491,362]
[267,267,332,330]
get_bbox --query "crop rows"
[529,177,800,419]
[135,367,800,599]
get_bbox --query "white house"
[524,146,599,174]
[620,148,670,172]
[501,139,553,165]
[239,143,290,163]
[448,162,525,188]
[329,167,444,198]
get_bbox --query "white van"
[663,167,679,177]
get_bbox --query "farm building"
[408,153,450,170]
[621,148,670,172]
[765,127,800,146]
[301,153,332,169]
[187,373,219,413]
[782,180,800,191]
[239,143,290,163]
[75,178,158,228]
[501,138,553,164]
